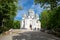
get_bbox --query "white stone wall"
[20,20,23,29]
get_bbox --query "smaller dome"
[35,14,39,20]
[28,9,35,18]
[28,9,34,13]
[28,9,35,16]
[22,14,27,19]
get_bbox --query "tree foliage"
[41,10,49,29]
[0,0,20,33]
[34,0,60,10]
[13,20,20,29]
[47,7,60,31]
[34,0,60,37]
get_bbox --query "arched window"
[37,20,39,23]
[30,24,32,30]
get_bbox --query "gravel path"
[0,29,60,40]
[0,29,33,40]
[13,30,60,40]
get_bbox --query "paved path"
[12,30,60,40]
[0,29,33,40]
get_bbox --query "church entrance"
[30,24,32,30]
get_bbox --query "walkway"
[13,30,60,40]
[0,29,60,40]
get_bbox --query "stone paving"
[0,29,33,40]
[12,30,60,40]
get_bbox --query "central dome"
[28,9,34,13]
[28,9,35,16]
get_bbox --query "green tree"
[41,10,49,29]
[34,0,60,37]
[34,0,60,10]
[47,6,60,31]
[13,20,20,29]
[0,0,18,33]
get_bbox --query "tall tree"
[0,0,18,33]
[47,6,60,31]
[41,10,49,29]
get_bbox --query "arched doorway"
[30,24,32,30]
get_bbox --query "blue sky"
[14,0,43,20]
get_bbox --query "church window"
[30,24,32,30]
[37,20,38,23]
[37,28,39,30]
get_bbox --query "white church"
[21,9,41,30]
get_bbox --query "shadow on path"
[12,31,60,40]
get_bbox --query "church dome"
[28,9,34,13]
[35,14,39,20]
[28,9,35,15]
[22,14,27,19]
[28,9,35,18]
